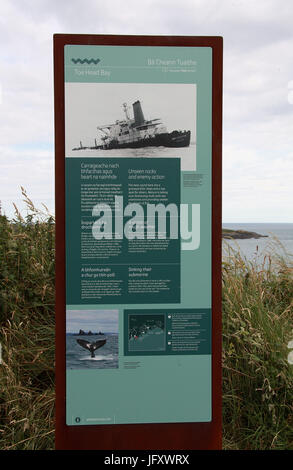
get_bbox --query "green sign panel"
[65,44,212,426]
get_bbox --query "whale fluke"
[76,338,106,358]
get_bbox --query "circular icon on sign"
[75,417,81,423]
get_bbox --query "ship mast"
[123,103,130,121]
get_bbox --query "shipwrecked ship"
[72,100,191,151]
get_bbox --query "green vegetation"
[0,193,292,450]
[222,243,293,449]
[0,191,55,450]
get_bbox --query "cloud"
[223,144,293,221]
[1,0,293,221]
[0,145,54,216]
[66,309,119,333]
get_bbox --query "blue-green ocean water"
[223,223,293,262]
[66,333,118,369]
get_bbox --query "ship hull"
[103,130,191,150]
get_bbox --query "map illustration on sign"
[128,313,166,352]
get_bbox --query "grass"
[0,191,55,450]
[0,192,292,450]
[222,242,293,449]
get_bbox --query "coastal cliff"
[222,228,268,239]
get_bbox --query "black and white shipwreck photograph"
[65,83,197,171]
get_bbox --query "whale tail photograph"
[76,338,107,358]
[66,309,118,369]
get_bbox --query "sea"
[222,223,293,263]
[66,333,118,370]
[67,142,197,172]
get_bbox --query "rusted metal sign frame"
[54,34,222,450]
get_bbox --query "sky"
[66,309,118,333]
[0,0,293,222]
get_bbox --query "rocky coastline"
[222,229,268,240]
